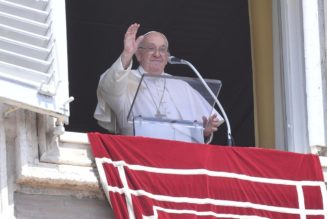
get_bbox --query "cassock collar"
[137,66,164,76]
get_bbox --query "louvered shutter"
[0,0,70,122]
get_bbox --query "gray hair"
[141,31,169,48]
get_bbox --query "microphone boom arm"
[168,56,233,146]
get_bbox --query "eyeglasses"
[138,46,168,55]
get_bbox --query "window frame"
[9,0,327,193]
[273,0,327,153]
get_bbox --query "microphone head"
[168,56,183,64]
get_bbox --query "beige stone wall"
[0,104,115,219]
[14,192,114,219]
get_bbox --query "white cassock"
[94,56,224,143]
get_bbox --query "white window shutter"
[0,0,71,123]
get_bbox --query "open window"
[0,0,71,123]
[0,0,97,192]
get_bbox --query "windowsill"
[319,156,327,182]
[311,145,327,182]
[59,131,89,144]
[13,111,327,199]
[39,131,92,166]
[14,112,101,198]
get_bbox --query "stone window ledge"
[14,111,102,198]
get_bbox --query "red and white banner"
[88,132,327,219]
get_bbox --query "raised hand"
[121,23,144,69]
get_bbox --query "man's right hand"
[121,23,144,69]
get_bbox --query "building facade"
[0,0,326,218]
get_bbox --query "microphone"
[168,56,185,64]
[168,56,234,146]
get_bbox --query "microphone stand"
[168,56,233,146]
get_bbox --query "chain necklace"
[137,69,167,118]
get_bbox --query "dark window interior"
[65,0,254,146]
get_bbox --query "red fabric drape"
[88,132,327,219]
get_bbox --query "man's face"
[136,32,169,75]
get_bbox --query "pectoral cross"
[155,110,166,119]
